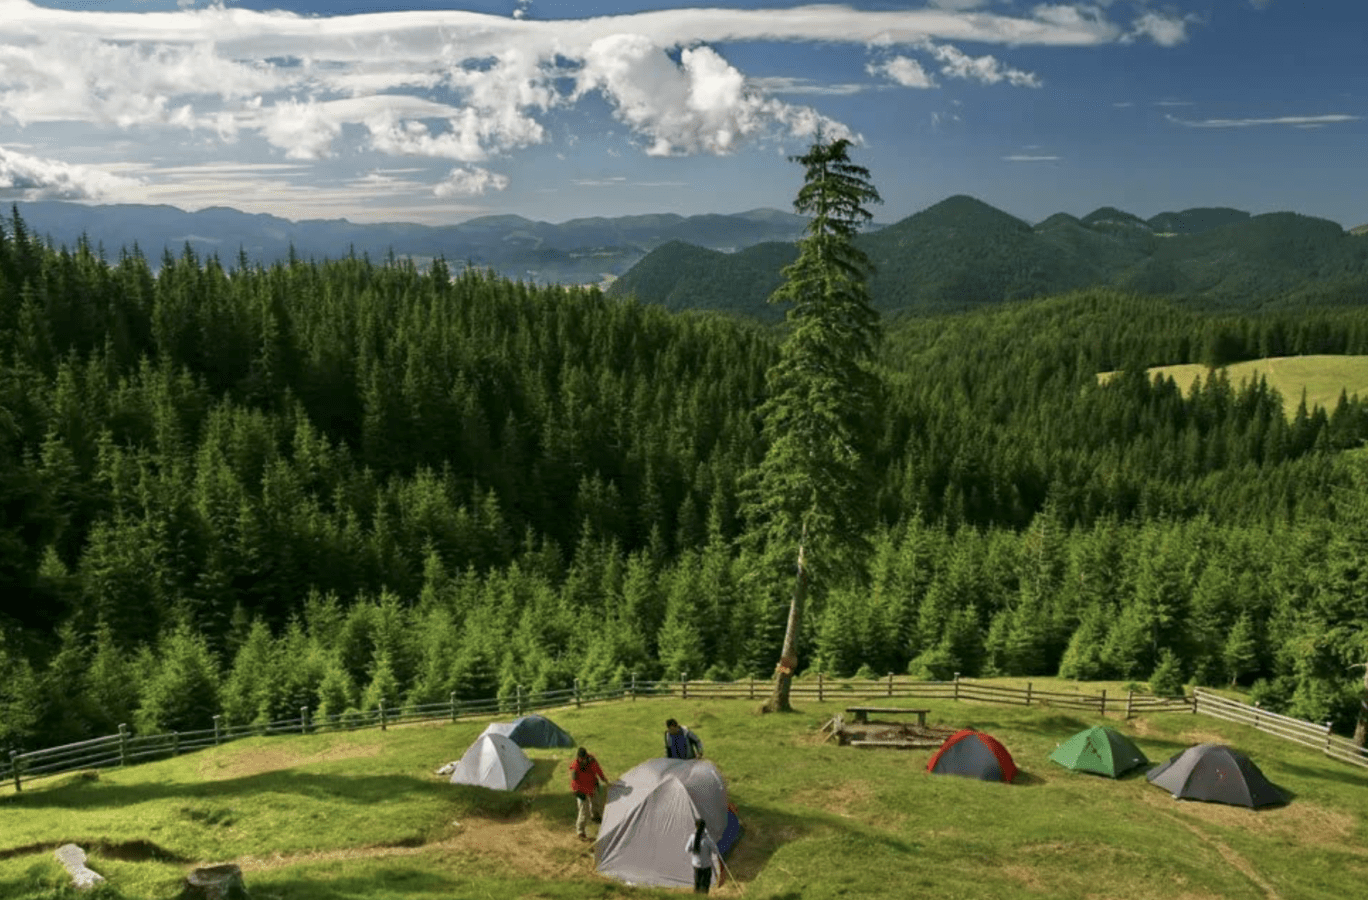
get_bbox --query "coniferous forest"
[3,205,1368,754]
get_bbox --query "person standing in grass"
[685,818,720,894]
[569,746,609,840]
[664,718,704,759]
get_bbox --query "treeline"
[2,209,1367,752]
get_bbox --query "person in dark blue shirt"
[664,718,704,759]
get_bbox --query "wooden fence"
[5,675,1362,791]
[1192,688,1368,770]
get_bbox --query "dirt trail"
[1164,814,1281,900]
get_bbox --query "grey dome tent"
[479,714,574,748]
[1146,743,1285,808]
[595,758,742,889]
[449,733,533,791]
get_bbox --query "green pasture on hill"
[2,684,1366,900]
[1099,354,1368,417]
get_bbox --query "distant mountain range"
[7,201,814,285]
[609,196,1368,318]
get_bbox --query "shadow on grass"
[1274,758,1368,789]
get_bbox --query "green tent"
[1049,726,1149,778]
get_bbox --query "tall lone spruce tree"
[747,135,882,713]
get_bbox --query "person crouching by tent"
[665,718,704,759]
[685,818,721,894]
[570,747,610,840]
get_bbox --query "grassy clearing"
[1098,354,1368,417]
[2,687,1366,900]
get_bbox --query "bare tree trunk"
[763,536,807,714]
[1354,663,1368,748]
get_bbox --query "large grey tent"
[448,733,533,791]
[1146,743,1285,808]
[479,715,575,748]
[595,759,741,889]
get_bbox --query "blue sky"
[0,1,1363,227]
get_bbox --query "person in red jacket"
[569,746,610,839]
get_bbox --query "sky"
[0,0,1363,227]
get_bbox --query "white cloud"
[1003,154,1060,161]
[749,77,868,96]
[1124,11,1195,47]
[434,165,509,196]
[0,144,145,199]
[920,41,1042,87]
[1166,113,1361,128]
[866,56,937,89]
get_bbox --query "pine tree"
[742,135,882,713]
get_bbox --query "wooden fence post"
[817,671,824,703]
[516,685,524,716]
[1100,689,1107,717]
[953,673,960,701]
[1254,702,1261,729]
[300,706,309,735]
[213,715,222,745]
[172,731,180,757]
[749,677,755,701]
[9,750,20,793]
[681,672,689,700]
[1126,691,1134,720]
[1025,682,1032,706]
[887,672,894,697]
[379,697,387,732]
[631,672,637,702]
[450,692,460,722]
[1326,721,1334,753]
[575,679,582,709]
[118,724,130,767]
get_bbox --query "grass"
[2,686,1366,900]
[1098,354,1368,417]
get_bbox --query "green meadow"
[2,685,1366,900]
[1101,354,1368,416]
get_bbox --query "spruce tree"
[743,135,882,712]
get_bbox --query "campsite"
[2,683,1366,900]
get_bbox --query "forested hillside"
[611,195,1368,315]
[2,209,1368,754]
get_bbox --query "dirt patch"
[1161,812,1282,900]
[1139,790,1363,851]
[1178,731,1231,746]
[199,742,383,781]
[1000,863,1045,890]
[789,781,876,820]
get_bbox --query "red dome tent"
[926,730,1018,783]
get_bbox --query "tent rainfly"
[926,729,1018,783]
[595,758,741,889]
[1146,743,1286,808]
[1049,726,1150,778]
[449,733,534,791]
[479,715,575,748]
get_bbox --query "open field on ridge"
[1099,355,1368,417]
[2,683,1366,900]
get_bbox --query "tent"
[926,729,1018,783]
[595,758,742,888]
[1049,726,1150,778]
[479,714,575,748]
[448,733,534,791]
[1146,743,1285,808]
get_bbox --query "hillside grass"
[1100,354,1368,416]
[2,683,1366,900]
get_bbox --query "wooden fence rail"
[5,677,1360,791]
[1192,689,1368,770]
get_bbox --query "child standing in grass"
[685,818,720,894]
[569,747,609,840]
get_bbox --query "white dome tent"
[448,733,534,791]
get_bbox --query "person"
[664,718,704,759]
[569,746,609,840]
[685,818,720,894]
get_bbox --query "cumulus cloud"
[434,165,510,196]
[1166,113,1361,128]
[921,41,1042,87]
[0,144,144,199]
[866,56,936,89]
[1124,11,1195,47]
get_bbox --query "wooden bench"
[846,707,930,727]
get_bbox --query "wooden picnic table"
[846,706,930,727]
